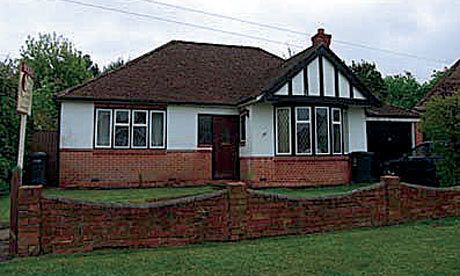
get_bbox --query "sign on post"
[17,62,34,115]
[16,62,34,171]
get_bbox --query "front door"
[212,116,239,179]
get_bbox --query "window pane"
[133,126,147,147]
[332,109,341,122]
[134,111,147,124]
[316,108,329,153]
[297,123,311,154]
[333,124,342,154]
[198,115,212,145]
[151,112,164,147]
[297,108,310,121]
[116,110,129,124]
[115,126,129,147]
[277,108,291,154]
[96,110,111,146]
[240,115,246,142]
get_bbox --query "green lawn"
[263,182,375,197]
[0,186,220,225]
[0,217,458,275]
[42,185,219,204]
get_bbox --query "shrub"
[421,94,460,186]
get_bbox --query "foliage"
[384,71,424,108]
[350,60,387,101]
[0,217,459,274]
[20,33,100,130]
[0,58,19,189]
[421,94,460,186]
[102,58,125,74]
[419,68,448,96]
[350,60,447,109]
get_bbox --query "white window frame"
[275,107,292,155]
[113,109,131,149]
[94,109,112,148]
[239,113,247,144]
[131,110,149,149]
[331,108,343,155]
[295,107,312,155]
[149,110,166,149]
[315,106,330,155]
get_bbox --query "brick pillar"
[17,185,43,257]
[227,182,248,241]
[382,176,402,225]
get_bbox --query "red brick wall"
[13,177,460,257]
[59,149,212,188]
[415,122,424,146]
[39,190,229,254]
[245,184,387,238]
[240,156,350,187]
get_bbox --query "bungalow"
[56,29,418,188]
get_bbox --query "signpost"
[16,62,34,173]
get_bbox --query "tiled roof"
[415,59,460,110]
[366,104,419,118]
[58,41,284,105]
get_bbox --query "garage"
[365,105,420,175]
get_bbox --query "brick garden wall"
[240,156,350,187]
[59,149,212,188]
[12,177,460,257]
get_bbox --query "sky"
[1,0,459,81]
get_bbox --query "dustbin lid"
[30,152,47,158]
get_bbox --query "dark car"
[384,142,443,187]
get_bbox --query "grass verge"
[0,217,458,275]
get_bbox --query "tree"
[384,72,423,109]
[0,58,19,189]
[102,58,125,74]
[350,60,387,101]
[420,94,460,187]
[20,33,100,130]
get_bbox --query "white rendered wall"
[60,101,94,149]
[292,70,304,95]
[240,103,274,157]
[323,58,335,97]
[167,104,238,150]
[274,83,289,95]
[338,73,350,98]
[347,107,367,152]
[307,57,320,96]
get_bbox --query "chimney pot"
[311,28,332,48]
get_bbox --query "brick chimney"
[311,28,332,47]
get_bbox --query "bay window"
[332,108,342,154]
[276,107,291,155]
[275,106,344,156]
[295,107,312,155]
[315,107,330,154]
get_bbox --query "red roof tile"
[58,41,284,105]
[415,59,460,110]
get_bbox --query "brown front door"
[212,116,239,179]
